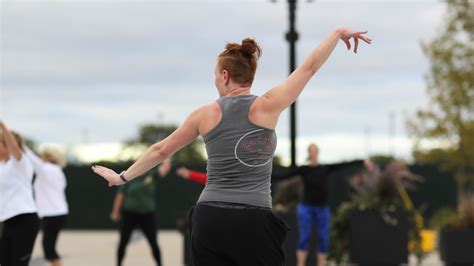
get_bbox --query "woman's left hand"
[92,165,125,187]
[110,211,120,222]
[337,27,372,53]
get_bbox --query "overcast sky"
[1,0,446,164]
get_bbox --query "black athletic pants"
[0,213,40,266]
[41,215,67,261]
[117,210,161,266]
[188,203,290,266]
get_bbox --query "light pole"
[273,0,313,167]
[287,0,298,168]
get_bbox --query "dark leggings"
[41,215,67,261]
[0,213,40,266]
[189,203,290,266]
[117,210,161,266]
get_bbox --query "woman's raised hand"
[92,165,125,187]
[337,27,372,53]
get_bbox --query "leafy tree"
[370,154,396,169]
[407,0,474,196]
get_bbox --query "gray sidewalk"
[31,230,182,266]
[30,230,443,266]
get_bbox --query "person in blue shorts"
[273,143,373,266]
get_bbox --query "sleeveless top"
[197,94,277,208]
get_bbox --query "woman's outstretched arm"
[261,27,371,113]
[110,191,124,222]
[176,167,208,185]
[92,107,203,187]
[271,166,304,182]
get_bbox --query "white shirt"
[26,148,69,218]
[0,153,37,222]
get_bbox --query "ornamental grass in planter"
[329,160,424,265]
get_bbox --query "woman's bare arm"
[0,121,23,160]
[92,107,203,186]
[176,167,208,185]
[110,192,124,222]
[260,27,371,114]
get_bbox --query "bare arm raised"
[260,27,371,114]
[0,121,23,160]
[92,107,203,186]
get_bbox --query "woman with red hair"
[93,27,371,265]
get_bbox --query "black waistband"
[198,201,272,211]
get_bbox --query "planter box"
[440,228,474,265]
[349,210,408,265]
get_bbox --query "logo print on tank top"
[234,129,276,167]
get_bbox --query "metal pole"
[389,111,395,157]
[286,0,299,167]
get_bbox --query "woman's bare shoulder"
[193,101,222,136]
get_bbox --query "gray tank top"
[197,94,277,208]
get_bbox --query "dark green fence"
[64,163,205,229]
[60,163,456,229]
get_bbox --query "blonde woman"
[26,146,68,266]
[0,121,39,266]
